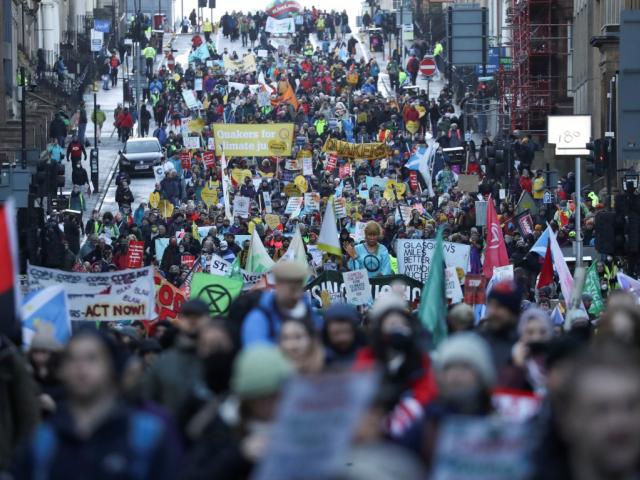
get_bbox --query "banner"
[183,136,200,150]
[514,210,534,238]
[213,124,294,157]
[302,157,313,176]
[445,267,464,304]
[342,269,372,305]
[27,264,155,321]
[306,272,422,306]
[202,151,216,169]
[233,196,250,218]
[265,16,296,34]
[126,241,145,269]
[285,197,304,217]
[303,192,320,211]
[396,239,471,283]
[322,138,390,160]
[191,273,244,316]
[154,271,187,320]
[223,55,257,74]
[182,89,199,109]
[463,274,487,305]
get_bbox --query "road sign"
[420,56,437,77]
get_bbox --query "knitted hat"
[487,280,523,316]
[231,345,293,399]
[368,293,408,326]
[435,333,496,388]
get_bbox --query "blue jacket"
[347,242,392,277]
[242,291,322,347]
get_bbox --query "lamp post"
[93,81,98,149]
[20,2,27,169]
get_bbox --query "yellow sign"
[149,191,160,209]
[283,183,302,197]
[213,123,294,157]
[294,175,308,193]
[321,138,391,160]
[406,120,420,134]
[200,184,218,207]
[223,55,257,74]
[265,214,281,230]
[188,118,206,133]
[158,199,174,219]
[383,180,406,201]
[231,168,252,185]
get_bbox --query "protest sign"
[326,153,337,172]
[190,273,243,316]
[463,274,487,305]
[283,183,302,197]
[285,197,304,217]
[223,55,257,74]
[398,205,413,225]
[445,266,464,304]
[396,239,470,283]
[294,175,308,193]
[493,264,514,283]
[183,136,200,150]
[354,222,367,243]
[285,158,301,170]
[153,164,165,184]
[181,89,199,109]
[180,151,191,170]
[322,138,390,159]
[431,416,532,480]
[212,123,294,157]
[302,157,313,176]
[514,210,535,238]
[334,197,347,219]
[209,255,232,276]
[342,269,372,305]
[338,163,351,179]
[233,196,250,218]
[365,176,388,190]
[154,271,187,320]
[27,264,155,321]
[265,213,281,230]
[126,241,144,269]
[181,254,196,269]
[303,192,320,211]
[202,151,216,169]
[265,16,295,34]
[263,191,273,213]
[200,183,218,207]
[257,48,268,57]
[475,200,488,226]
[492,388,541,421]
[254,371,378,480]
[458,174,480,193]
[207,137,215,150]
[155,238,169,263]
[306,272,423,306]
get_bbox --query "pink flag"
[483,196,510,278]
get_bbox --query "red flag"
[536,241,554,289]
[0,200,21,341]
[483,196,510,278]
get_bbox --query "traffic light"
[586,138,606,176]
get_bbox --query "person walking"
[49,114,67,147]
[142,44,157,77]
[140,104,151,137]
[66,135,87,169]
[116,107,135,143]
[77,102,88,146]
[109,52,120,87]
[91,105,106,144]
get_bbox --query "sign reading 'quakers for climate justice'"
[396,239,471,283]
[212,124,294,157]
[27,264,155,321]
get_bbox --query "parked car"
[118,137,163,174]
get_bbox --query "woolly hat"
[435,332,496,388]
[368,294,408,326]
[487,280,523,316]
[231,345,293,399]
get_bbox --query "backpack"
[31,412,164,480]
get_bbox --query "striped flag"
[0,200,21,343]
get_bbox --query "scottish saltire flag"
[530,225,551,256]
[406,145,427,171]
[21,285,71,346]
[617,272,640,296]
[188,44,210,63]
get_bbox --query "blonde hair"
[364,221,382,237]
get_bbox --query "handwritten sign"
[342,269,372,305]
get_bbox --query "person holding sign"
[345,221,392,278]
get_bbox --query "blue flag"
[22,285,71,346]
[530,225,551,256]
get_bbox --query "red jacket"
[519,176,533,193]
[117,112,134,128]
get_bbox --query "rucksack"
[31,411,164,480]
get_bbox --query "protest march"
[1,3,640,480]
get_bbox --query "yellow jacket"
[533,176,545,199]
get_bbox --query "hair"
[280,316,317,340]
[596,305,640,348]
[518,307,553,337]
[364,221,381,237]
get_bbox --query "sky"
[173,0,363,26]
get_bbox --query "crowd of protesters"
[8,5,640,480]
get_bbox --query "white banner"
[233,196,250,218]
[263,191,273,213]
[183,136,200,149]
[302,157,313,176]
[303,192,320,211]
[285,197,303,217]
[396,239,470,283]
[27,264,155,321]
[265,16,295,34]
[182,89,199,109]
[445,266,464,304]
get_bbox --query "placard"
[154,271,187,320]
[396,239,470,283]
[334,197,347,219]
[183,136,201,150]
[458,174,480,192]
[263,191,273,213]
[265,213,281,230]
[445,266,464,304]
[285,197,304,217]
[181,254,196,268]
[126,241,144,269]
[463,274,487,305]
[354,221,367,243]
[342,269,372,305]
[202,151,216,169]
[233,196,250,218]
[492,264,514,283]
[213,124,294,157]
[182,89,199,109]
[180,151,191,170]
[304,192,320,211]
[302,157,313,176]
[27,264,155,321]
[475,200,487,226]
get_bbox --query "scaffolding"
[498,0,570,135]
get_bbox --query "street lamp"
[90,81,100,193]
[93,81,98,149]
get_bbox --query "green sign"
[191,273,244,316]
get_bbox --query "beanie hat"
[325,304,360,325]
[435,333,496,388]
[231,345,293,399]
[368,293,408,326]
[487,280,522,316]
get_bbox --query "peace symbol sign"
[363,255,381,273]
[198,284,232,315]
